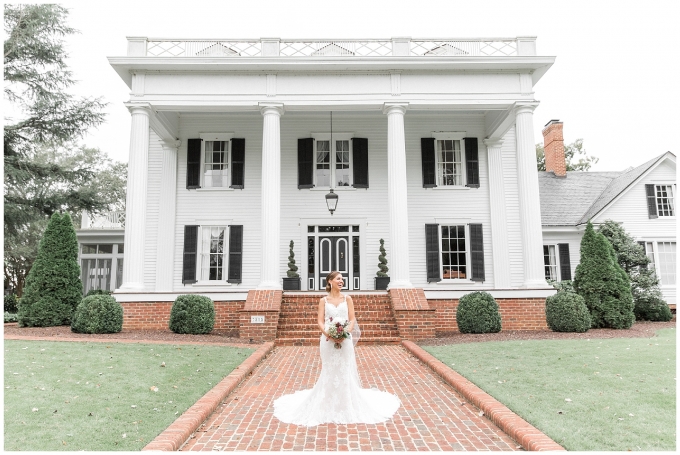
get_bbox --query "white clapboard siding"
[593,159,677,239]
[144,130,163,289]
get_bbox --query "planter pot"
[282,277,301,291]
[374,276,390,290]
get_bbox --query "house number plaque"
[250,315,265,324]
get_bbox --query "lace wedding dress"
[273,296,401,426]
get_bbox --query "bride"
[273,271,401,426]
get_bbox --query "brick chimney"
[542,119,566,177]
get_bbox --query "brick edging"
[401,340,565,451]
[142,342,275,451]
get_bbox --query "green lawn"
[4,340,254,451]
[424,328,676,451]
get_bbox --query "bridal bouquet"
[326,317,350,349]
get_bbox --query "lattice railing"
[87,211,125,229]
[140,38,525,57]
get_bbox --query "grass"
[4,340,254,451]
[424,328,676,451]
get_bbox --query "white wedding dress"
[273,296,401,426]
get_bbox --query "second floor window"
[204,140,229,188]
[315,138,352,187]
[655,185,675,217]
[437,139,464,186]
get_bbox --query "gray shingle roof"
[538,152,673,226]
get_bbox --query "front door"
[318,236,349,290]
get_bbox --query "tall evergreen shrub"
[598,220,671,322]
[18,213,82,327]
[573,222,635,329]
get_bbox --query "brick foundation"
[428,297,549,336]
[121,300,244,335]
[388,288,436,340]
[239,290,282,342]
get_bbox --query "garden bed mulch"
[417,318,676,346]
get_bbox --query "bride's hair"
[325,271,342,293]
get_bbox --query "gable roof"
[539,152,675,226]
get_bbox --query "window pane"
[657,241,676,285]
[116,258,124,289]
[201,226,226,280]
[204,141,228,187]
[82,244,97,254]
[117,243,125,254]
[437,140,463,186]
[543,245,557,280]
[98,244,113,254]
[316,141,331,187]
[441,224,466,279]
[656,185,675,217]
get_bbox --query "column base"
[386,280,414,289]
[522,279,552,289]
[257,281,282,290]
[117,283,145,292]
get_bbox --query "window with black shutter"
[469,223,485,282]
[465,137,480,188]
[227,225,243,284]
[645,184,658,219]
[421,138,437,188]
[298,138,314,189]
[186,139,202,189]
[558,243,571,281]
[425,224,440,282]
[230,138,245,189]
[182,226,198,283]
[351,138,369,188]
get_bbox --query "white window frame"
[642,239,676,287]
[543,244,560,282]
[199,132,234,190]
[654,184,676,217]
[79,243,125,294]
[432,132,467,188]
[437,222,471,282]
[310,132,354,189]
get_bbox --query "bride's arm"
[318,298,330,338]
[346,295,356,333]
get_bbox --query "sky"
[16,0,680,171]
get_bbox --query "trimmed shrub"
[71,294,123,334]
[545,291,591,332]
[4,294,19,313]
[456,291,502,334]
[634,292,673,322]
[18,213,82,327]
[169,295,215,334]
[5,312,19,323]
[550,280,576,293]
[85,289,113,297]
[574,222,635,329]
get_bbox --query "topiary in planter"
[456,291,502,334]
[71,294,123,334]
[169,295,215,334]
[545,291,591,332]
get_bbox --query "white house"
[539,120,676,306]
[107,37,557,338]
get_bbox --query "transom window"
[437,140,463,186]
[201,226,227,280]
[655,185,675,217]
[441,225,467,279]
[313,135,353,188]
[543,245,557,281]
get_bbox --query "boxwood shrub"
[545,291,591,333]
[71,294,123,334]
[169,295,215,334]
[635,295,673,322]
[456,291,502,334]
[85,289,113,297]
[4,294,19,313]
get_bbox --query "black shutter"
[298,138,314,189]
[558,243,571,281]
[638,241,648,269]
[186,139,202,189]
[645,184,658,219]
[425,224,441,282]
[421,138,437,188]
[465,137,480,188]
[230,138,245,189]
[182,226,198,284]
[469,224,485,282]
[351,138,369,188]
[227,225,243,284]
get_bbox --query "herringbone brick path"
[182,345,519,451]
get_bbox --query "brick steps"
[276,293,400,345]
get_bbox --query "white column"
[515,104,547,287]
[258,103,284,289]
[120,105,151,291]
[383,103,413,288]
[484,139,511,289]
[155,140,180,291]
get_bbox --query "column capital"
[382,102,409,116]
[259,102,285,116]
[160,139,181,150]
[483,138,504,149]
[514,102,538,116]
[125,103,153,116]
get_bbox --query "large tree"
[536,138,599,172]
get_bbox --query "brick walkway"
[182,345,520,451]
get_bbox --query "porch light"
[325,189,338,215]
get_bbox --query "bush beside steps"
[545,290,591,333]
[169,295,215,334]
[457,291,502,334]
[71,294,123,334]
